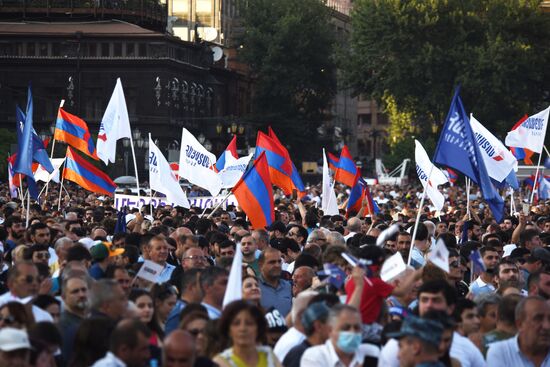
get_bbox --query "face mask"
[336,331,362,354]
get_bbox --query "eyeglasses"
[34,252,50,260]
[0,315,15,325]
[21,275,40,284]
[187,328,204,337]
[183,255,207,262]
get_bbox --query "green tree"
[343,0,550,147]
[238,0,337,160]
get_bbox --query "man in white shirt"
[301,304,379,367]
[0,261,53,322]
[92,319,151,367]
[146,236,175,283]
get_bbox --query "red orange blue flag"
[55,108,98,160]
[267,127,305,195]
[327,152,340,172]
[215,135,238,172]
[63,147,117,196]
[232,151,274,229]
[255,132,293,195]
[334,145,358,187]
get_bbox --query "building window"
[138,43,147,57]
[51,43,61,56]
[101,43,110,57]
[113,43,122,57]
[39,43,48,56]
[126,43,136,57]
[88,43,97,57]
[26,42,36,56]
[196,0,213,26]
[358,113,371,126]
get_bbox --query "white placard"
[114,194,238,211]
[136,260,163,283]
[380,252,407,282]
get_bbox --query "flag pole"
[530,152,544,204]
[147,133,153,219]
[466,177,471,219]
[510,189,514,216]
[407,165,434,266]
[128,135,141,204]
[46,100,64,197]
[18,175,24,202]
[58,149,68,211]
[25,183,30,228]
[206,191,232,219]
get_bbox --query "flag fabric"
[317,264,346,289]
[443,168,458,185]
[469,249,486,273]
[14,86,41,200]
[364,184,379,215]
[178,128,222,196]
[254,131,293,194]
[215,135,239,172]
[114,207,127,234]
[428,238,450,273]
[16,105,54,174]
[34,158,65,184]
[97,78,132,165]
[505,107,550,154]
[322,149,339,215]
[510,147,535,165]
[334,145,358,187]
[55,108,98,160]
[232,152,274,229]
[63,147,117,196]
[415,140,448,211]
[222,242,243,308]
[149,136,190,208]
[538,176,550,200]
[470,114,517,185]
[376,224,400,247]
[218,154,253,189]
[346,173,365,218]
[267,127,306,195]
[7,162,18,198]
[433,87,504,223]
[328,152,340,172]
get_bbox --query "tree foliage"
[343,0,550,146]
[238,0,337,159]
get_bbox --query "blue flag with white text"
[433,88,504,222]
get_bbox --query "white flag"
[505,106,549,154]
[380,252,407,282]
[223,242,242,308]
[178,128,222,196]
[428,238,450,273]
[34,158,65,184]
[415,140,448,211]
[136,260,164,283]
[97,78,132,164]
[218,154,253,189]
[149,136,190,209]
[322,149,339,215]
[470,114,517,183]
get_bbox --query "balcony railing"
[0,0,167,23]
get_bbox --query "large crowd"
[0,179,549,367]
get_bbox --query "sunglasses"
[34,252,50,260]
[0,315,15,325]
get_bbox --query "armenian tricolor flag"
[55,108,98,160]
[334,145,358,187]
[233,152,274,229]
[255,131,293,195]
[267,127,305,196]
[63,147,116,196]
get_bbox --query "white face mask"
[339,295,348,304]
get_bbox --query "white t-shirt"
[273,327,305,362]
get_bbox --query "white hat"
[0,328,31,351]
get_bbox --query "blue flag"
[469,249,486,273]
[13,86,41,200]
[433,87,504,222]
[317,263,346,289]
[16,106,54,173]
[114,208,127,234]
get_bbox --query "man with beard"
[528,267,550,299]
[58,274,90,363]
[470,246,499,297]
[487,296,550,366]
[495,259,521,291]
[241,235,259,276]
[4,216,25,251]
[467,220,482,242]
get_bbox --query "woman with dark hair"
[179,310,218,367]
[150,283,177,340]
[69,317,114,367]
[0,301,34,330]
[129,288,160,346]
[213,300,281,367]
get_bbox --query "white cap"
[0,328,31,351]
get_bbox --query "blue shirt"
[259,277,292,317]
[469,276,496,297]
[487,334,550,367]
[88,263,106,280]
[201,302,222,319]
[158,263,176,284]
[165,299,187,336]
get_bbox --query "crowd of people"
[0,179,549,367]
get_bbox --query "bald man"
[163,330,197,367]
[292,266,315,297]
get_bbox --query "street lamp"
[230,122,238,134]
[216,123,223,134]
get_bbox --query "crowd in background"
[0,179,549,367]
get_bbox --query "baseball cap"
[90,242,125,261]
[0,328,31,351]
[387,315,443,348]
